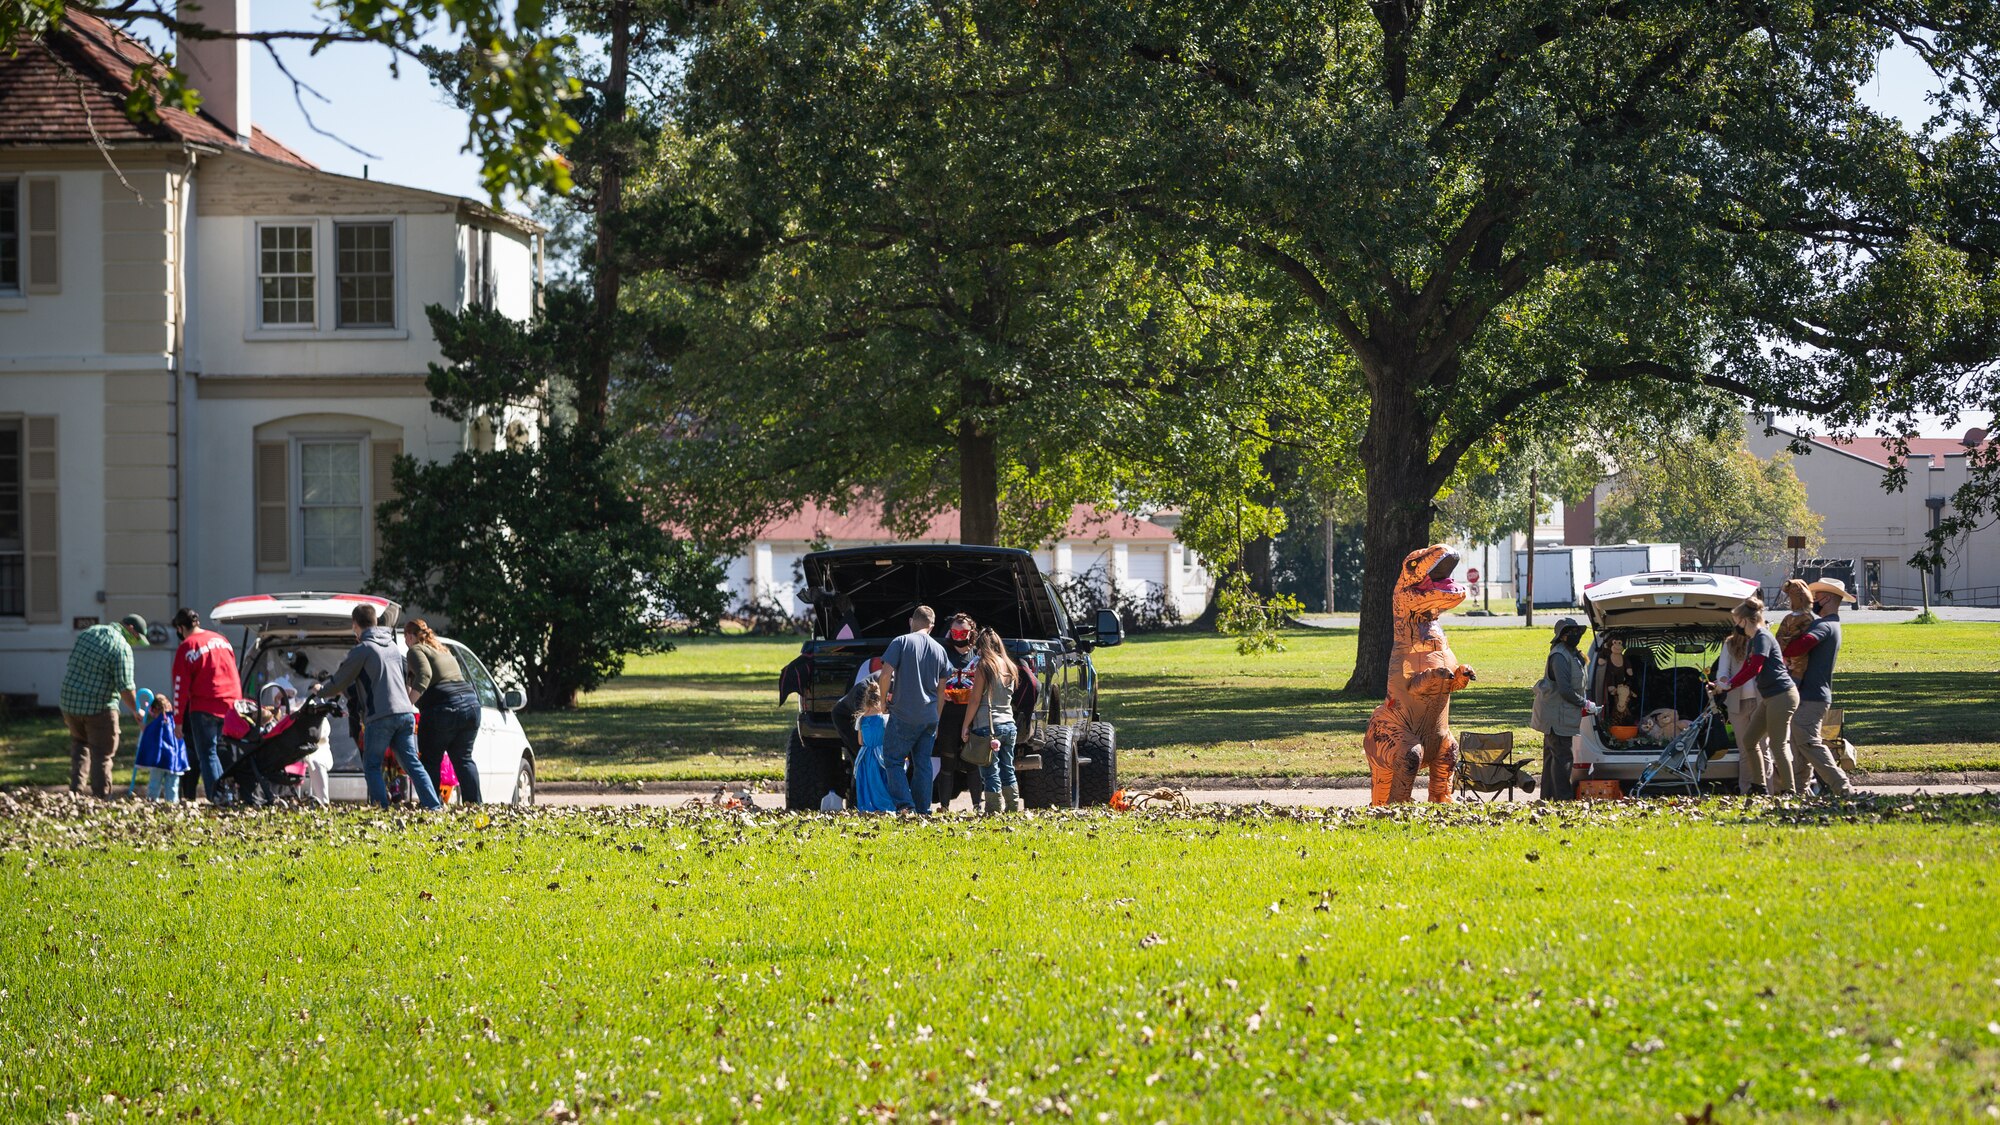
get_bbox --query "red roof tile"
[0,10,313,168]
[755,501,1178,544]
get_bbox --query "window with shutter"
[255,440,290,573]
[23,416,58,622]
[0,181,18,294]
[370,439,402,565]
[25,177,58,293]
[0,420,21,616]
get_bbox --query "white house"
[725,501,1214,619]
[1745,421,1997,605]
[0,8,540,705]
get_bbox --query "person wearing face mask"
[934,615,981,805]
[1713,613,1771,794]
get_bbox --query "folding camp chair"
[1455,732,1538,802]
[1631,702,1724,798]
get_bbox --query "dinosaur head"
[1396,544,1468,618]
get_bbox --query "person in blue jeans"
[879,605,947,815]
[315,603,441,810]
[960,628,1021,813]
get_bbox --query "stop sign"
[1466,567,1482,584]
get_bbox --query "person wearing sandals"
[403,618,483,805]
[959,627,1020,814]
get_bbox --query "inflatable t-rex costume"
[1364,544,1477,804]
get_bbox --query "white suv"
[210,592,538,805]
[1570,571,1764,788]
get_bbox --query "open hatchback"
[1571,571,1764,788]
[209,592,538,805]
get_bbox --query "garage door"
[1126,548,1169,592]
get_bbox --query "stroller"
[1630,700,1725,798]
[217,694,344,805]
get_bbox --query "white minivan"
[210,592,538,805]
[1571,571,1765,788]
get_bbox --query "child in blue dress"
[853,678,894,813]
[134,690,189,802]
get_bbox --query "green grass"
[5,622,1997,786]
[3,795,1998,1122]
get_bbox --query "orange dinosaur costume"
[1364,545,1477,804]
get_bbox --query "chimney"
[177,0,251,143]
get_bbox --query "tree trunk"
[577,8,631,436]
[958,423,1000,545]
[1342,385,1442,696]
[1246,533,1275,597]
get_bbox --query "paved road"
[540,781,1996,811]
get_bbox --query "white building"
[1,9,540,704]
[1745,421,1997,606]
[725,501,1214,620]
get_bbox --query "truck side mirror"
[1094,608,1124,648]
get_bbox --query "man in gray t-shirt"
[880,605,948,814]
[1785,579,1855,796]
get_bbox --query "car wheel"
[1020,725,1078,810]
[785,727,843,811]
[1078,721,1117,807]
[511,756,536,806]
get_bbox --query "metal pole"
[1483,540,1491,612]
[1524,465,1537,628]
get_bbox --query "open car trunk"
[1583,572,1758,754]
[799,546,1066,640]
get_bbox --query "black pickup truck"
[777,545,1124,811]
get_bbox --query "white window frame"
[245,216,408,340]
[334,218,399,329]
[255,220,318,329]
[294,433,370,574]
[0,177,21,301]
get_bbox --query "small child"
[852,678,894,813]
[134,690,189,802]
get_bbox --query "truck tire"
[1078,721,1117,807]
[785,728,843,812]
[1020,725,1078,810]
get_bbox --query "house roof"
[0,9,315,168]
[1789,429,1989,467]
[756,501,1178,545]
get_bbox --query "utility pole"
[1482,540,1491,612]
[1524,465,1537,628]
[1322,515,1337,615]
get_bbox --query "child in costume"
[852,678,894,813]
[1774,578,1815,683]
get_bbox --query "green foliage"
[8,1,580,201]
[1598,425,1822,575]
[1214,572,1305,655]
[374,429,724,709]
[6,796,2000,1121]
[371,292,725,710]
[1911,610,1944,625]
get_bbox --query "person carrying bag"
[1532,618,1596,801]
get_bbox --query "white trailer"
[1588,543,1682,584]
[1512,546,1590,609]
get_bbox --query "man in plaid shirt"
[60,614,147,798]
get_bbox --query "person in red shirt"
[171,608,243,803]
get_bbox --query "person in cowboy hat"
[59,614,148,799]
[1780,577,1858,796]
[1534,617,1597,801]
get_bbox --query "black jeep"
[777,545,1124,811]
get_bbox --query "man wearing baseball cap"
[59,614,147,798]
[1781,578,1857,796]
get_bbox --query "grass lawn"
[3,794,1997,1122]
[513,621,2000,783]
[4,622,1996,786]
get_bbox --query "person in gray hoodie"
[316,603,441,809]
